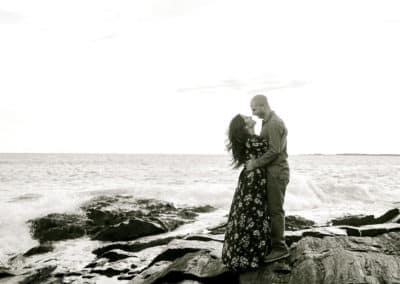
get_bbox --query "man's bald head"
[251,95,269,107]
[250,94,271,119]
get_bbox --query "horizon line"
[0,152,399,156]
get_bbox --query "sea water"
[0,153,399,262]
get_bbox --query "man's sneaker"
[264,249,290,263]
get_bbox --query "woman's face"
[240,115,256,130]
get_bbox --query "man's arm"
[252,120,285,168]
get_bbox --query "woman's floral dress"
[221,135,272,272]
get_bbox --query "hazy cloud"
[93,32,119,42]
[149,0,216,19]
[0,9,22,24]
[248,80,309,94]
[176,79,246,93]
[177,78,308,94]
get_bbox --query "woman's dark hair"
[226,114,250,169]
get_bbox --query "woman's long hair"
[226,114,250,169]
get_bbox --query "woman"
[221,114,272,272]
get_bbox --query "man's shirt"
[253,111,290,177]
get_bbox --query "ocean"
[1,153,399,263]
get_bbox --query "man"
[246,94,290,263]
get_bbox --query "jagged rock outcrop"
[206,215,316,235]
[1,266,57,284]
[28,213,87,242]
[131,251,238,284]
[92,236,182,257]
[28,195,216,243]
[239,232,400,284]
[330,208,400,226]
[0,267,15,279]
[9,201,400,284]
[23,244,54,257]
[130,231,400,284]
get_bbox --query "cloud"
[247,80,309,94]
[148,0,216,19]
[177,78,308,94]
[93,32,119,42]
[0,9,22,24]
[176,79,246,93]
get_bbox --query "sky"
[1,0,400,154]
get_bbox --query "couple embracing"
[222,94,290,272]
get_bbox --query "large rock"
[184,234,225,242]
[92,218,165,242]
[4,266,57,284]
[285,227,347,247]
[85,195,212,241]
[0,267,15,279]
[239,232,400,284]
[23,244,54,257]
[331,214,376,227]
[207,221,227,235]
[97,249,138,262]
[17,212,400,284]
[29,195,213,243]
[85,243,171,280]
[331,208,400,227]
[92,236,181,257]
[206,215,316,235]
[340,222,400,237]
[131,251,238,284]
[128,239,227,283]
[130,261,172,284]
[28,213,87,243]
[147,239,223,267]
[285,215,315,231]
[90,267,130,277]
[186,205,217,213]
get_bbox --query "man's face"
[250,100,265,118]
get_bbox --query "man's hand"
[245,159,257,171]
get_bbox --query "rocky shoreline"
[1,195,400,284]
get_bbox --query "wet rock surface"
[206,215,317,236]
[6,265,57,284]
[28,213,87,243]
[330,208,400,226]
[5,197,400,284]
[239,232,400,284]
[23,244,54,257]
[92,235,182,257]
[29,195,216,243]
[285,215,316,231]
[0,267,15,279]
[131,250,238,284]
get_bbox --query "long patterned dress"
[221,135,272,272]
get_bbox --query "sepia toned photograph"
[1,1,399,283]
